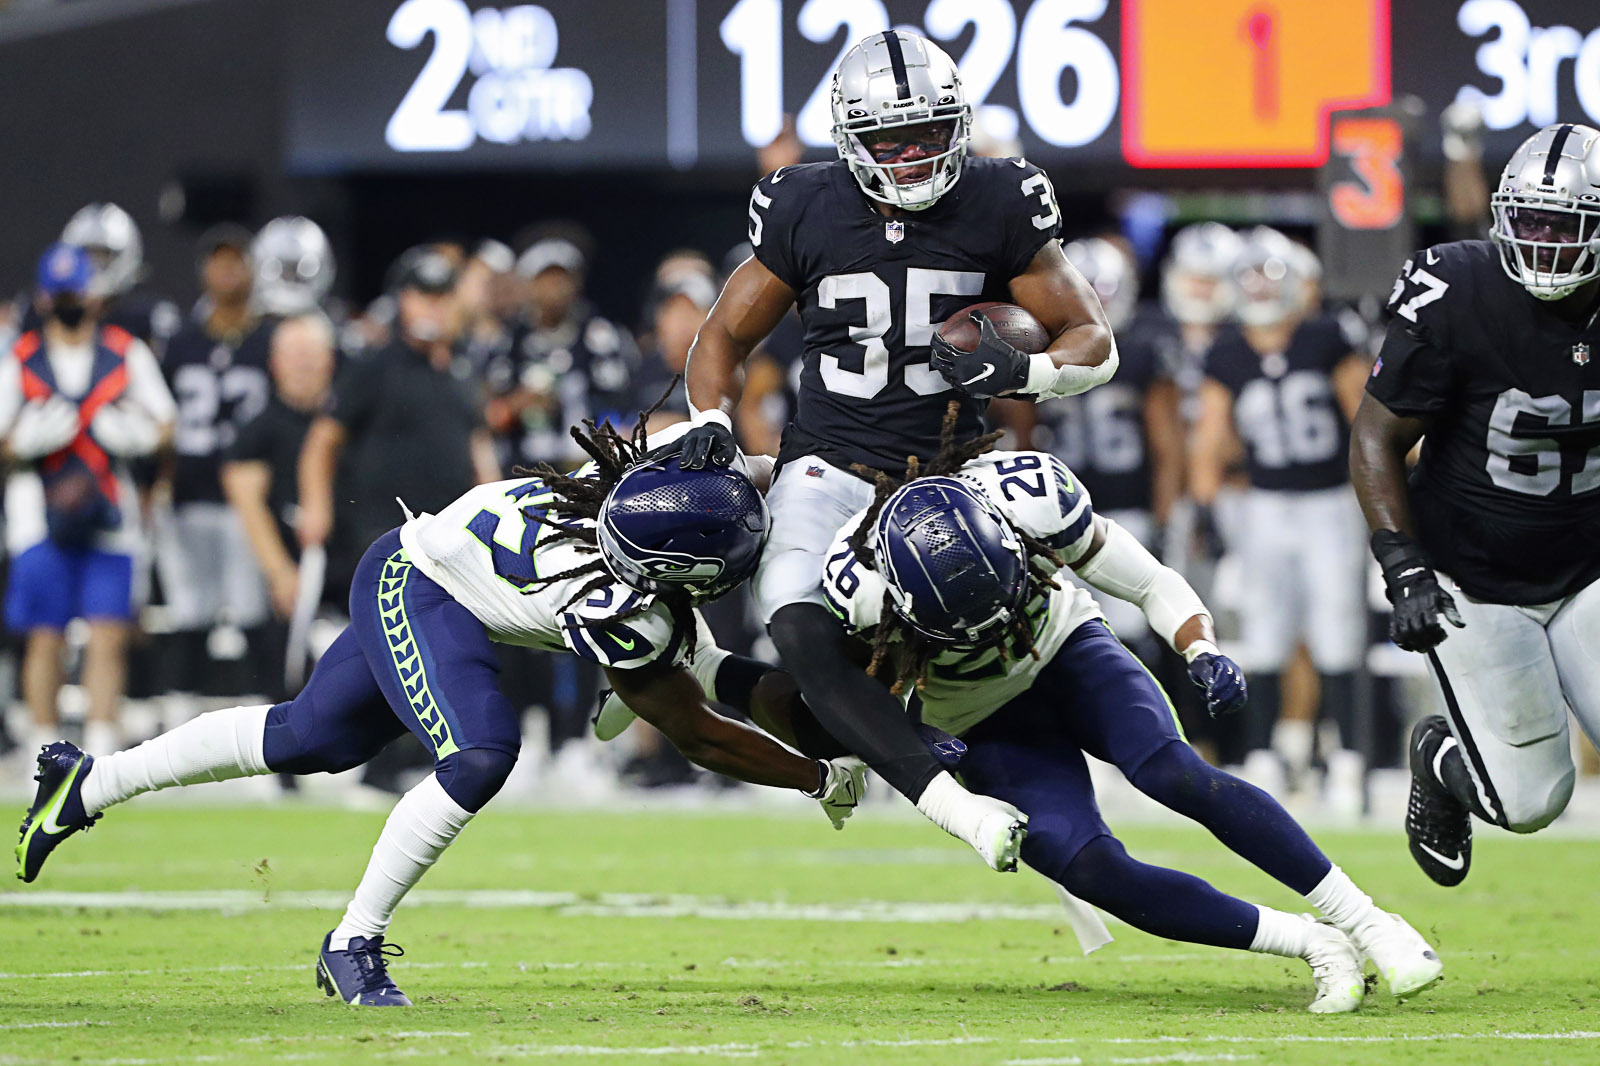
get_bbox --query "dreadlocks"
[510,380,701,662]
[847,400,1065,695]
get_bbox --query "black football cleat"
[316,932,413,1006]
[1406,715,1472,887]
[15,742,100,883]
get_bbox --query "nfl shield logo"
[1574,343,1591,366]
[885,221,905,244]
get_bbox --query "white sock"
[1305,865,1382,934]
[687,643,731,703]
[80,705,271,816]
[1249,906,1312,959]
[1272,718,1314,775]
[83,720,124,757]
[329,774,473,949]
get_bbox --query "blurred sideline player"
[681,30,1116,868]
[1161,222,1244,399]
[17,416,867,1007]
[1352,123,1600,886]
[1190,229,1371,802]
[0,244,176,757]
[153,226,275,698]
[998,236,1185,656]
[252,216,336,319]
[791,417,1441,1010]
[51,203,181,356]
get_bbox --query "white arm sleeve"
[1073,517,1208,651]
[121,338,177,425]
[1021,341,1120,400]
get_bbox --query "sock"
[83,720,124,757]
[329,774,474,949]
[1249,906,1312,959]
[1272,718,1314,777]
[1304,865,1383,936]
[686,643,732,703]
[80,705,271,816]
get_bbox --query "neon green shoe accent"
[378,551,460,759]
[15,756,91,881]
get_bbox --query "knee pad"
[435,746,518,813]
[1056,834,1132,904]
[263,701,375,775]
[1503,765,1574,834]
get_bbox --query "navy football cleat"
[1406,715,1472,887]
[316,932,413,1006]
[15,742,100,883]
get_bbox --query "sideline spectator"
[0,244,175,757]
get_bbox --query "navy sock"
[1061,836,1258,950]
[1129,740,1331,895]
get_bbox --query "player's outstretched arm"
[1070,515,1246,717]
[681,256,795,469]
[1005,241,1118,400]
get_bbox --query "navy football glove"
[915,723,967,771]
[1187,651,1248,718]
[929,315,1032,399]
[1372,529,1464,652]
[678,420,737,470]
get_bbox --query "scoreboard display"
[285,0,1600,174]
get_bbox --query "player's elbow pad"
[1074,518,1208,650]
[1022,339,1119,400]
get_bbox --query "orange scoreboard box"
[1122,0,1391,168]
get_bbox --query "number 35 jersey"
[1370,240,1600,604]
[819,451,1101,737]
[747,158,1062,475]
[398,479,681,669]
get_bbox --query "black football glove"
[1372,529,1464,652]
[1187,650,1248,717]
[678,419,738,470]
[929,314,1032,399]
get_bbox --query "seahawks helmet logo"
[638,557,725,582]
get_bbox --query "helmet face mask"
[831,31,972,212]
[596,456,770,606]
[61,203,143,300]
[1161,222,1243,326]
[1490,123,1600,301]
[873,477,1030,648]
[252,217,336,316]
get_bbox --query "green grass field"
[1,802,1597,1065]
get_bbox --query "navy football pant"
[959,621,1331,949]
[261,530,521,812]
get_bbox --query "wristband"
[689,407,734,431]
[1182,639,1221,665]
[1022,344,1120,400]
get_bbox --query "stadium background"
[2,0,1599,813]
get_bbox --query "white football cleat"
[1350,911,1443,997]
[972,808,1027,872]
[591,690,637,742]
[1303,919,1366,1014]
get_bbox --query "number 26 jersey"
[747,157,1062,475]
[1370,240,1600,604]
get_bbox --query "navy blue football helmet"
[597,454,770,605]
[872,477,1029,646]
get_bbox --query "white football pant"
[753,455,878,625]
[153,501,268,630]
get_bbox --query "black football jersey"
[163,316,275,505]
[1033,304,1177,513]
[1205,316,1356,492]
[748,156,1062,475]
[1369,240,1600,604]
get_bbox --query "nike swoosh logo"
[1417,842,1464,870]
[962,364,996,386]
[1426,248,1440,264]
[610,634,637,651]
[38,761,85,836]
[1431,736,1457,786]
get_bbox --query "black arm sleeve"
[768,602,942,801]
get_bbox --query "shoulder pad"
[819,516,888,636]
[960,452,1094,555]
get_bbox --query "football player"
[15,415,867,1006]
[1190,229,1371,787]
[251,217,336,318]
[679,30,1115,867]
[1352,122,1600,886]
[795,413,1441,1011]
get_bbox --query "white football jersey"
[398,477,681,669]
[820,451,1104,736]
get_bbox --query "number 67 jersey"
[1370,240,1600,605]
[747,157,1062,474]
[819,451,1103,737]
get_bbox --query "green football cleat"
[15,741,100,883]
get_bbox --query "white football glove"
[7,396,80,460]
[90,402,162,458]
[915,771,1029,872]
[807,757,869,830]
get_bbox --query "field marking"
[1006,1057,1259,1066]
[0,1020,108,1030]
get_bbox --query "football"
[936,301,1051,354]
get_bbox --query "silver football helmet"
[830,31,971,211]
[1063,237,1138,332]
[1161,223,1242,326]
[61,203,143,298]
[253,216,336,316]
[1490,123,1600,301]
[1231,227,1314,328]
